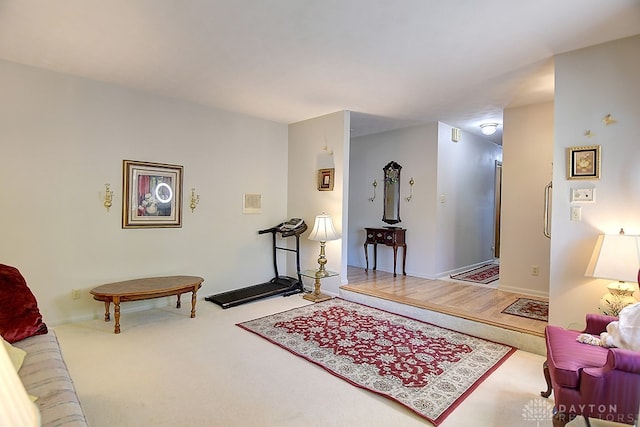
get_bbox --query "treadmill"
[205,219,307,309]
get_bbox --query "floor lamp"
[304,213,340,302]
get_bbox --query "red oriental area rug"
[237,299,515,425]
[450,263,499,284]
[502,298,549,322]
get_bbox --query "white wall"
[500,102,553,297]
[348,122,501,279]
[0,60,289,325]
[288,111,349,294]
[550,35,640,327]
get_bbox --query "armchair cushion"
[546,325,609,388]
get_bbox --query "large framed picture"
[122,160,183,228]
[567,145,601,180]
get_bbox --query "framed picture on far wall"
[122,160,183,228]
[567,145,601,180]
[317,168,334,191]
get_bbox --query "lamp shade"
[585,233,640,282]
[308,213,340,242]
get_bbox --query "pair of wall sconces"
[102,184,200,213]
[368,177,415,202]
[584,113,617,137]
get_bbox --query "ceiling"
[0,1,638,143]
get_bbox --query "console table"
[90,275,204,334]
[364,227,407,277]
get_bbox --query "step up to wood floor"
[340,288,546,355]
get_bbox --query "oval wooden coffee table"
[90,275,204,334]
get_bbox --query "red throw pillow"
[0,264,47,343]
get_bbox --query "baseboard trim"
[438,259,497,278]
[498,284,549,299]
[50,297,183,326]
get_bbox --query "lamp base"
[303,292,332,303]
[598,282,637,316]
[303,276,332,303]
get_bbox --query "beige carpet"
[52,296,608,427]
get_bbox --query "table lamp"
[308,213,340,278]
[585,228,640,316]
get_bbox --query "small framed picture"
[122,160,183,228]
[567,145,600,180]
[317,168,334,191]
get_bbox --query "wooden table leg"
[113,296,121,334]
[393,245,398,277]
[103,301,111,322]
[190,286,197,318]
[402,244,407,275]
[176,293,182,309]
[364,242,369,272]
[373,243,377,270]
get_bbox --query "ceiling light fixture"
[480,123,499,136]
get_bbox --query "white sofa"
[0,263,88,426]
[13,330,88,426]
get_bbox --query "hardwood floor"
[342,265,547,338]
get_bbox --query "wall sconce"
[322,145,334,156]
[103,184,114,212]
[405,177,415,202]
[603,114,617,126]
[189,188,200,212]
[368,180,377,202]
[480,123,499,136]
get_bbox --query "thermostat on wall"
[571,188,595,203]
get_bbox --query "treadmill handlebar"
[258,221,308,237]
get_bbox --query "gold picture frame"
[317,168,334,191]
[122,160,183,228]
[567,145,601,180]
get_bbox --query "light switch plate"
[571,188,595,203]
[571,206,582,221]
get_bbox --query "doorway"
[494,161,502,258]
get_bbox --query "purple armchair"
[541,313,640,426]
